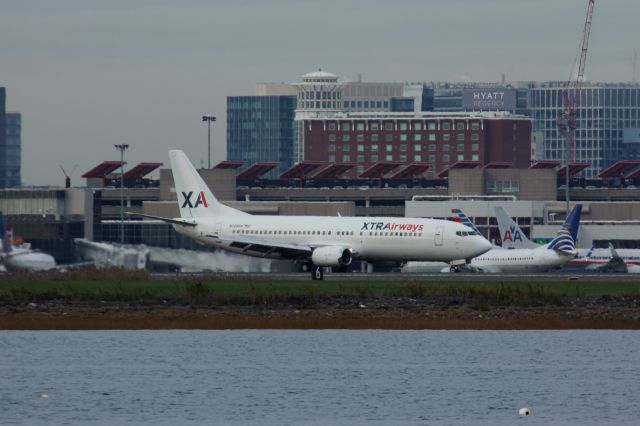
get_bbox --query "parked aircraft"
[132,150,491,280]
[572,243,640,273]
[403,205,582,273]
[0,212,57,272]
[494,206,640,274]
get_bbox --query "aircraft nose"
[475,237,492,256]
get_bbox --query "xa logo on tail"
[182,191,208,208]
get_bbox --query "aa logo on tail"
[503,226,523,242]
[182,191,208,208]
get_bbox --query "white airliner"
[572,244,640,273]
[133,150,491,280]
[0,213,57,272]
[403,205,582,273]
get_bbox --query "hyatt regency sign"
[463,88,516,111]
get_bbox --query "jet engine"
[311,246,352,267]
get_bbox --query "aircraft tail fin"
[494,206,538,249]
[547,204,582,253]
[450,209,482,235]
[169,150,248,218]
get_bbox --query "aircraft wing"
[469,264,503,273]
[53,261,98,272]
[443,263,502,273]
[216,234,314,258]
[126,212,197,227]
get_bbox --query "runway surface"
[164,271,640,282]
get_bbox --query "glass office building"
[0,88,21,188]
[0,88,5,188]
[227,95,296,177]
[529,83,640,178]
[3,113,21,188]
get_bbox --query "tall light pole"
[114,143,129,244]
[202,115,216,168]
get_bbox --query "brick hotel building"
[299,112,532,178]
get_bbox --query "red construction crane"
[558,0,595,164]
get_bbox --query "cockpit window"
[456,230,479,237]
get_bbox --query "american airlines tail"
[547,204,582,253]
[169,150,248,218]
[450,209,483,236]
[494,206,538,249]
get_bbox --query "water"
[0,330,639,425]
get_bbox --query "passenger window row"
[363,231,421,237]
[229,229,422,238]
[231,229,355,236]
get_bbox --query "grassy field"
[1,270,639,308]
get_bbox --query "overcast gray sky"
[2,0,639,186]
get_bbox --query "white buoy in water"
[519,407,531,416]
[40,394,49,399]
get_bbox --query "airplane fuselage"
[403,247,573,273]
[2,250,57,272]
[172,215,490,263]
[468,247,572,273]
